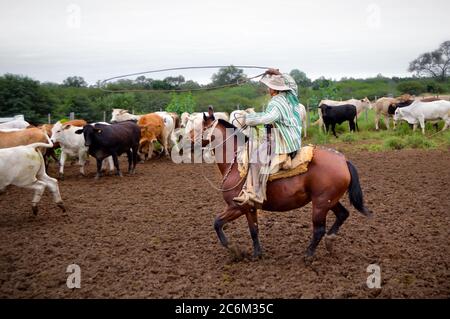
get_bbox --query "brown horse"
[201,110,372,261]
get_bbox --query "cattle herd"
[0,94,449,215]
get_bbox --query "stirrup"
[233,193,254,207]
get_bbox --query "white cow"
[155,111,178,155]
[0,119,30,130]
[181,112,200,128]
[111,109,141,122]
[393,100,450,135]
[183,111,229,143]
[298,103,308,138]
[51,121,113,179]
[0,134,66,215]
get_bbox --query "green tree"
[312,77,332,90]
[62,94,98,122]
[211,66,247,86]
[164,75,185,88]
[408,41,450,81]
[165,92,196,115]
[180,80,201,90]
[0,74,55,124]
[62,76,88,88]
[397,81,426,95]
[289,69,312,87]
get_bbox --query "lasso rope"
[99,65,270,93]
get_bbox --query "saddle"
[238,144,315,182]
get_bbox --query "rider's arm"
[245,103,280,126]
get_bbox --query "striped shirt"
[246,92,303,154]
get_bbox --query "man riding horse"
[233,69,303,207]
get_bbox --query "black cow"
[75,121,140,179]
[388,99,414,115]
[320,104,358,138]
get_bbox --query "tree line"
[0,41,448,124]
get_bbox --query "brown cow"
[421,97,442,102]
[0,128,47,149]
[137,114,165,161]
[374,94,414,130]
[63,119,87,127]
[168,112,181,129]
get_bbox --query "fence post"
[69,112,75,120]
[48,113,51,124]
[103,111,106,122]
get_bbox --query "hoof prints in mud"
[0,150,449,298]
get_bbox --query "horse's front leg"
[246,209,262,258]
[214,207,245,249]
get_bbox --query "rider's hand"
[265,68,281,76]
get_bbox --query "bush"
[397,81,426,96]
[384,137,406,150]
[405,135,436,149]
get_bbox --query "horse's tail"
[346,161,372,217]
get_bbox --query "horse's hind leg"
[246,209,262,258]
[328,202,349,236]
[214,207,245,249]
[325,202,350,253]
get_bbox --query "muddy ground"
[0,149,449,298]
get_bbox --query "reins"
[201,121,248,193]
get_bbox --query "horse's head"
[201,106,217,147]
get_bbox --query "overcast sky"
[0,0,449,85]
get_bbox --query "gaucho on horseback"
[201,68,372,261]
[233,68,303,207]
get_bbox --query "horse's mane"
[217,119,248,142]
[218,119,237,129]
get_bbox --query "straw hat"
[260,74,291,91]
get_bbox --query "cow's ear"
[203,113,208,121]
[120,110,127,114]
[75,129,83,135]
[95,128,102,134]
[63,125,71,130]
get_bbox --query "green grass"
[339,133,357,143]
[404,135,436,149]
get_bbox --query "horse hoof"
[325,234,337,254]
[57,202,66,213]
[253,251,263,260]
[304,255,315,266]
[228,244,246,262]
[32,205,38,216]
